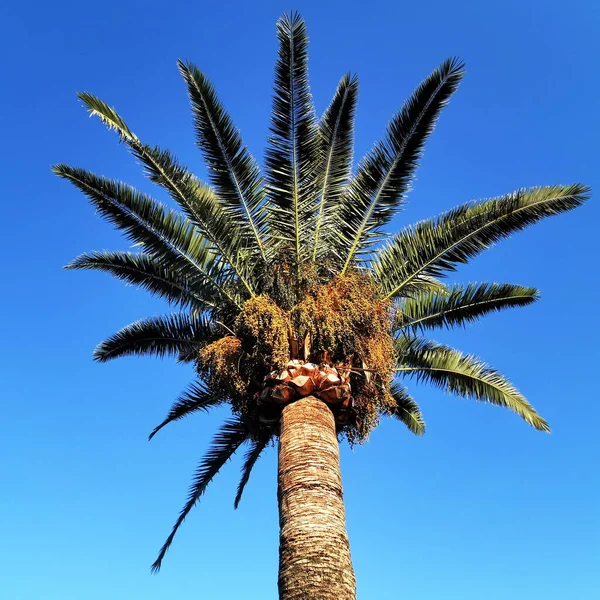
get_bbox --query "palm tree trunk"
[277,395,356,600]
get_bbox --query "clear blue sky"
[1,1,598,598]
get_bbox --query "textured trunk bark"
[277,396,356,600]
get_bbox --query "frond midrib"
[288,27,302,273]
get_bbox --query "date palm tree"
[55,12,589,600]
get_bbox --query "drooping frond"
[338,59,465,273]
[265,12,320,267]
[65,251,212,310]
[53,165,240,307]
[94,313,213,363]
[395,283,539,333]
[389,381,425,435]
[234,430,273,509]
[148,382,224,440]
[395,336,550,431]
[312,73,359,262]
[77,94,259,294]
[177,62,268,260]
[151,418,249,572]
[374,184,590,299]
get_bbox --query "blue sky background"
[1,1,598,598]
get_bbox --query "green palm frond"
[151,418,249,572]
[265,12,320,267]
[234,430,273,509]
[178,61,268,261]
[94,313,213,363]
[65,251,212,310]
[395,283,539,333]
[374,184,590,299]
[148,382,224,440]
[53,165,241,307]
[77,94,259,294]
[395,336,550,431]
[338,58,465,273]
[312,73,359,262]
[389,381,425,435]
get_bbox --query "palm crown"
[55,12,589,572]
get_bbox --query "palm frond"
[66,251,212,310]
[395,282,539,333]
[94,313,212,363]
[54,165,241,307]
[151,418,249,572]
[177,62,268,261]
[338,58,465,273]
[77,92,136,139]
[77,94,259,294]
[148,382,224,440]
[234,430,273,509]
[312,73,359,262]
[374,184,590,299]
[389,381,425,435]
[395,336,550,431]
[265,12,320,268]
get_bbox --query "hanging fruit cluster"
[197,273,397,443]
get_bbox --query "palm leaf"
[234,430,273,509]
[177,62,268,261]
[66,251,212,310]
[395,282,539,333]
[53,165,240,307]
[148,382,224,440]
[312,73,359,262]
[389,381,425,435]
[94,313,212,363]
[338,58,465,273]
[151,418,249,572]
[77,94,259,294]
[395,336,550,431]
[374,184,590,299]
[265,12,320,268]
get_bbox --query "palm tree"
[55,12,589,600]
